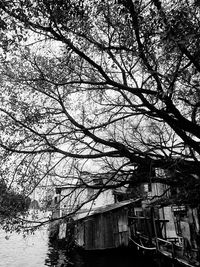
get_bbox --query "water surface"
[0,228,174,267]
[0,228,48,267]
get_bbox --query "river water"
[0,228,48,267]
[0,227,173,267]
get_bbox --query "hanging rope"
[129,237,157,250]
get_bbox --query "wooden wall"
[75,208,130,250]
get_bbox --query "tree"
[0,178,31,232]
[0,0,199,221]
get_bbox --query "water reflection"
[45,241,74,267]
[45,241,167,267]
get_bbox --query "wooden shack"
[73,199,137,250]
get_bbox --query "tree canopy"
[0,0,200,216]
[0,178,31,232]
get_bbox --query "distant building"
[29,199,40,210]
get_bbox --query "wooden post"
[151,207,159,251]
[171,242,175,260]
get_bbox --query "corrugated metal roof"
[73,198,140,221]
